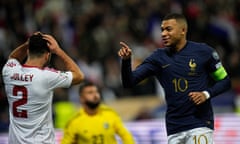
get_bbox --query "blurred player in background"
[61,81,135,144]
[2,32,84,144]
[118,13,231,144]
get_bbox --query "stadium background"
[0,0,240,143]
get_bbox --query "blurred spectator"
[134,107,154,121]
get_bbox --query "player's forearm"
[118,128,135,144]
[121,59,134,88]
[55,48,84,85]
[206,76,231,98]
[121,58,151,88]
[9,42,28,63]
[122,135,135,144]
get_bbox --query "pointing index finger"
[120,41,129,49]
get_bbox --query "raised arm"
[9,41,28,64]
[118,41,132,60]
[43,34,84,85]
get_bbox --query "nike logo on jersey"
[161,64,171,68]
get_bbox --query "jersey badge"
[103,122,109,129]
[188,59,197,76]
[189,59,196,71]
[6,62,16,67]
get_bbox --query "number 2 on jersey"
[12,85,28,118]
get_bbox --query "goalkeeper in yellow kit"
[61,81,135,144]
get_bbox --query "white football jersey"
[2,59,73,144]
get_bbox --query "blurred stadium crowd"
[0,0,240,132]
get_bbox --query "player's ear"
[44,52,51,65]
[47,52,51,61]
[181,27,187,35]
[44,52,49,60]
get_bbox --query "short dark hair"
[163,13,188,30]
[79,81,97,94]
[163,13,187,21]
[29,34,50,56]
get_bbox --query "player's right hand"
[118,41,132,60]
[42,34,61,54]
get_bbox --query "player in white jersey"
[2,32,84,144]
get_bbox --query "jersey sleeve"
[112,112,135,144]
[205,45,231,97]
[2,59,21,77]
[206,49,228,81]
[44,70,73,90]
[121,51,160,88]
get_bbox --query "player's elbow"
[224,76,231,90]
[72,71,85,85]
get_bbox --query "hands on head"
[118,41,132,60]
[42,34,60,54]
[28,32,60,54]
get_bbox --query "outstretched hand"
[118,41,132,60]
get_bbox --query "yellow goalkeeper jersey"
[61,104,135,144]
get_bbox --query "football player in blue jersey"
[118,13,231,144]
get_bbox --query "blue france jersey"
[121,41,231,135]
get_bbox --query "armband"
[210,66,227,81]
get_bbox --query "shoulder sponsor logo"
[6,62,16,67]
